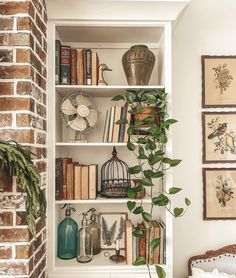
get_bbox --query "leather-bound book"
[60,45,71,85]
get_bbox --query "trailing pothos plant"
[112,89,190,278]
[0,140,46,236]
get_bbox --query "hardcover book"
[55,40,61,85]
[71,49,77,85]
[60,46,71,85]
[55,158,62,200]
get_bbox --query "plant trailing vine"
[112,89,190,278]
[0,140,46,236]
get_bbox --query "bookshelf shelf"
[56,85,165,98]
[55,142,129,147]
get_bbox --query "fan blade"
[61,99,77,115]
[67,115,87,131]
[76,95,91,107]
[86,109,98,127]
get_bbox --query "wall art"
[203,168,236,220]
[202,55,236,107]
[202,112,236,163]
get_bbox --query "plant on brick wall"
[0,140,46,236]
[112,89,190,278]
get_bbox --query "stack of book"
[103,105,131,143]
[125,219,166,265]
[55,158,98,200]
[55,40,99,86]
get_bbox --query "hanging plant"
[0,140,46,236]
[112,89,190,278]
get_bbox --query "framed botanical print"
[202,55,236,107]
[203,168,236,220]
[202,112,236,163]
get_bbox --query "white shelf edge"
[56,85,165,89]
[55,198,151,204]
[56,142,128,147]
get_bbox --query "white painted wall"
[173,0,236,277]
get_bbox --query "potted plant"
[112,89,190,278]
[0,140,46,236]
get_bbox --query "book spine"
[61,158,72,199]
[71,49,77,85]
[67,163,74,200]
[108,106,115,142]
[81,165,89,200]
[60,46,71,85]
[77,50,84,85]
[124,109,131,142]
[85,49,92,85]
[74,164,82,200]
[112,106,122,143]
[102,109,109,143]
[89,164,98,199]
[55,40,61,85]
[118,106,127,142]
[55,158,62,200]
[92,51,99,85]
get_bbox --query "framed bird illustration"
[99,212,127,250]
[202,112,236,163]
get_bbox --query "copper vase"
[122,45,155,85]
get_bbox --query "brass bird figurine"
[208,123,227,139]
[98,63,112,86]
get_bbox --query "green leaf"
[140,178,153,187]
[162,158,181,167]
[144,170,154,179]
[152,194,169,206]
[127,187,136,198]
[142,212,152,222]
[137,137,148,144]
[169,187,182,194]
[152,171,164,178]
[127,201,136,212]
[133,206,143,214]
[141,93,157,104]
[126,91,136,103]
[185,198,191,206]
[132,229,143,237]
[174,207,184,217]
[143,116,154,124]
[145,140,156,151]
[148,154,162,165]
[128,165,142,174]
[136,107,146,113]
[133,183,143,192]
[115,118,128,125]
[156,265,166,278]
[111,95,125,101]
[150,238,160,252]
[127,142,135,151]
[133,256,146,266]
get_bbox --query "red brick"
[36,132,46,144]
[0,65,32,79]
[36,218,45,234]
[0,33,31,46]
[35,73,46,90]
[0,170,12,192]
[36,161,46,173]
[0,97,34,111]
[0,228,31,242]
[35,43,46,64]
[34,243,45,265]
[0,2,29,15]
[0,18,14,30]
[17,17,31,31]
[0,49,13,62]
[30,257,46,278]
[0,246,12,259]
[36,14,46,35]
[16,211,27,226]
[0,113,12,127]
[0,82,14,95]
[16,244,33,259]
[16,49,31,63]
[17,81,32,95]
[0,261,28,275]
[0,212,13,226]
[0,130,35,144]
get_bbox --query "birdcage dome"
[99,147,131,198]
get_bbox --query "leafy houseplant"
[0,140,46,236]
[112,89,190,278]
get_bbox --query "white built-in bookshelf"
[47,2,190,276]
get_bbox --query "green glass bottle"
[57,204,78,259]
[88,208,101,255]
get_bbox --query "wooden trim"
[201,55,236,108]
[202,112,236,163]
[188,245,236,276]
[202,168,236,220]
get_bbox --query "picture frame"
[99,212,128,250]
[202,55,236,107]
[202,112,236,163]
[203,168,236,220]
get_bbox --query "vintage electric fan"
[60,92,99,142]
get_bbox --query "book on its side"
[55,158,62,200]
[71,49,77,85]
[76,49,84,85]
[89,164,98,199]
[108,106,115,142]
[102,109,109,142]
[118,106,127,142]
[55,40,61,85]
[74,164,82,200]
[124,109,131,143]
[60,45,71,85]
[92,51,99,85]
[61,158,72,200]
[150,220,161,264]
[112,106,122,143]
[67,163,74,200]
[81,165,89,200]
[125,219,133,265]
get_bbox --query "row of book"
[103,105,131,143]
[55,158,98,200]
[125,219,166,265]
[55,40,99,86]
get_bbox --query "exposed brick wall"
[0,1,47,277]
